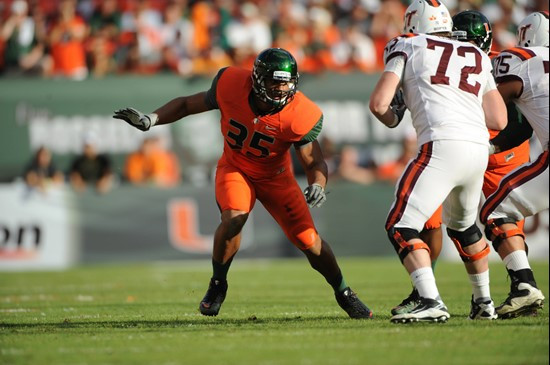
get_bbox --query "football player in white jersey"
[391,9,536,320]
[479,11,549,319]
[369,0,508,323]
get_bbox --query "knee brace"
[387,227,431,262]
[447,225,489,262]
[484,218,525,252]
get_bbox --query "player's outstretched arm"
[153,92,212,126]
[112,107,158,131]
[113,92,212,131]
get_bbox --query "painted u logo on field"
[168,199,213,253]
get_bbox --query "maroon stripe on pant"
[480,150,549,223]
[385,142,433,230]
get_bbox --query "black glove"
[389,89,407,127]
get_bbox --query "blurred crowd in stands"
[1,0,547,79]
[11,0,548,194]
[23,133,181,194]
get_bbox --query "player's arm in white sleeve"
[369,54,405,128]
[481,56,507,131]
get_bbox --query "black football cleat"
[335,287,373,319]
[199,278,228,316]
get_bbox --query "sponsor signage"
[0,184,79,270]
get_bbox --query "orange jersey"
[215,67,322,180]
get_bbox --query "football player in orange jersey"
[114,48,373,319]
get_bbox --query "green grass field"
[1,258,548,365]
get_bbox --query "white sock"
[468,270,491,303]
[503,250,531,271]
[410,267,440,300]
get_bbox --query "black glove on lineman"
[389,89,407,127]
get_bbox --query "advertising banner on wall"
[0,183,80,270]
[0,181,547,270]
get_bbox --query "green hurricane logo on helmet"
[252,48,299,108]
[452,10,493,53]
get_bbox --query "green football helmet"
[452,10,493,53]
[252,48,299,108]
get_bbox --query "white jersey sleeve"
[384,54,406,79]
[383,34,414,68]
[383,35,412,83]
[493,46,549,150]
